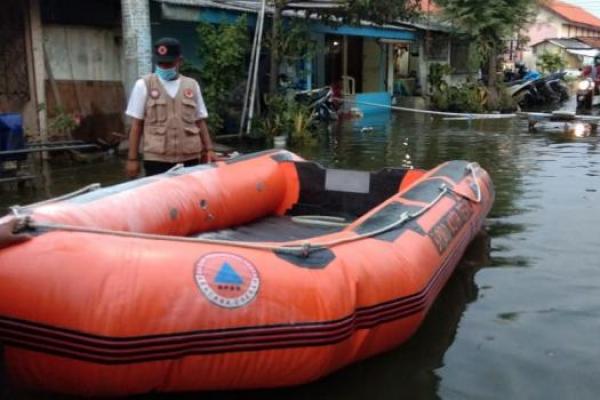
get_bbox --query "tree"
[268,0,423,93]
[537,51,566,73]
[434,0,535,106]
[194,17,250,133]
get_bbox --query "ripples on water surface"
[1,112,599,399]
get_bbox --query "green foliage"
[429,63,453,92]
[536,51,566,73]
[195,17,249,133]
[435,0,535,58]
[256,94,317,144]
[496,83,517,112]
[431,80,515,113]
[48,106,80,139]
[265,19,317,60]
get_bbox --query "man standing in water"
[125,37,215,177]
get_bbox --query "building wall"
[528,8,562,46]
[0,0,40,139]
[44,25,122,81]
[532,42,584,69]
[562,24,600,38]
[524,7,600,68]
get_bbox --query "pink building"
[523,1,600,68]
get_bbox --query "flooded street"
[2,111,599,399]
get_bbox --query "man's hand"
[126,160,141,178]
[204,150,216,163]
[0,217,31,249]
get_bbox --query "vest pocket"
[181,98,197,124]
[147,99,168,124]
[182,126,202,155]
[144,126,167,154]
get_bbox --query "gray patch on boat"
[325,169,370,194]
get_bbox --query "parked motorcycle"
[508,72,569,109]
[576,78,599,110]
[294,86,338,122]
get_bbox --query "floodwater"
[1,106,599,399]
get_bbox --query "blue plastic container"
[0,113,27,162]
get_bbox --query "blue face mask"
[155,65,178,81]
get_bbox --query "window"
[425,32,449,61]
[450,40,472,73]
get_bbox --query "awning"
[566,49,600,57]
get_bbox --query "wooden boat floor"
[194,216,349,243]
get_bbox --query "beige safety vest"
[142,74,203,162]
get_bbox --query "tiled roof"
[544,1,600,29]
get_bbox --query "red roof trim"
[543,1,600,30]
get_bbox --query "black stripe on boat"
[0,234,472,365]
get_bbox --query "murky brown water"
[1,110,599,399]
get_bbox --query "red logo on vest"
[150,89,160,99]
[184,88,194,99]
[157,45,168,56]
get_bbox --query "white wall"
[44,25,122,81]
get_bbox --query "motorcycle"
[507,71,569,109]
[294,86,338,122]
[576,78,600,110]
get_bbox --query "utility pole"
[121,0,152,95]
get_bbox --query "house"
[523,0,600,68]
[151,0,421,114]
[530,38,597,69]
[1,0,125,145]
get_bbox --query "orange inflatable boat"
[0,150,494,396]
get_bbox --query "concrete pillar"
[121,0,152,95]
[29,0,47,145]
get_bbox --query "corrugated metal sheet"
[547,38,591,49]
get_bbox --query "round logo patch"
[150,89,160,99]
[157,45,168,56]
[184,88,194,98]
[194,253,260,309]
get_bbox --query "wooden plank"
[0,144,98,155]
[0,175,36,184]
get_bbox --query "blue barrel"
[0,113,27,162]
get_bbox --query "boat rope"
[11,183,102,213]
[336,98,517,120]
[14,167,482,257]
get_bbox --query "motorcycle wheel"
[558,85,569,102]
[514,91,533,109]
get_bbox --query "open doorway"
[324,34,363,93]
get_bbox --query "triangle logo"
[214,262,244,285]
